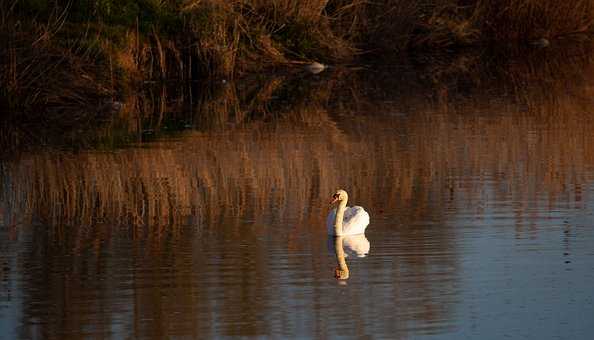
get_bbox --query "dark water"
[2,49,594,339]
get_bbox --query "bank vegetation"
[1,0,593,119]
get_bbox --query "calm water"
[1,49,594,339]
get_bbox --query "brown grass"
[1,0,594,121]
[2,42,594,232]
[476,0,594,42]
[359,0,594,50]
[0,2,115,119]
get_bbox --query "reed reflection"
[0,44,593,339]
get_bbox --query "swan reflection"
[329,234,371,280]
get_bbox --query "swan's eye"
[333,194,339,199]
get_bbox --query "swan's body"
[327,189,370,236]
[326,206,370,235]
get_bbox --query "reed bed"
[0,2,115,121]
[3,0,593,85]
[2,44,594,236]
[2,43,594,339]
[476,0,594,42]
[2,0,594,122]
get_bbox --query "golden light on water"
[1,46,594,339]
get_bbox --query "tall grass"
[2,42,594,232]
[0,1,115,118]
[1,0,594,118]
[476,0,594,42]
[361,0,594,50]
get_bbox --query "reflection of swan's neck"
[334,236,349,279]
[334,199,347,236]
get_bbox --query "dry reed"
[2,42,594,234]
[2,0,594,112]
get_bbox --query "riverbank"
[1,0,593,119]
[1,39,592,155]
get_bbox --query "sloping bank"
[1,0,593,119]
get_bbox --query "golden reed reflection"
[1,43,594,338]
[4,46,592,233]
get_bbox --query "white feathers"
[327,205,370,236]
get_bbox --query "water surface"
[1,49,594,339]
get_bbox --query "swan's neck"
[334,200,347,236]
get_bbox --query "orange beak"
[330,194,339,205]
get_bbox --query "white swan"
[326,189,370,236]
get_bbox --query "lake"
[1,48,594,339]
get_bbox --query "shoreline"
[1,41,592,154]
[1,1,593,119]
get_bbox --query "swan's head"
[330,189,348,205]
